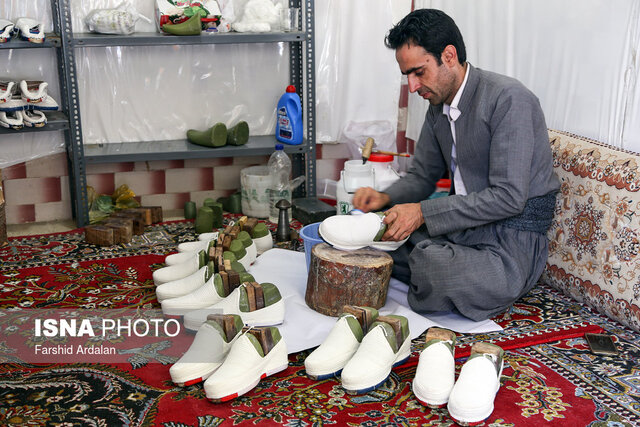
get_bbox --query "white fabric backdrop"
[315,0,403,144]
[407,0,640,152]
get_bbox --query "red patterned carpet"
[1,219,639,426]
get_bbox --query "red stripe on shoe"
[183,377,203,386]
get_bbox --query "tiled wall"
[2,83,414,225]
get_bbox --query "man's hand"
[352,187,390,212]
[382,203,424,241]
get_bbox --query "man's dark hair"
[385,9,466,65]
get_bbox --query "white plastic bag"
[85,1,151,35]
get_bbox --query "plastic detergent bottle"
[276,85,303,145]
[268,144,292,223]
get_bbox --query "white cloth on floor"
[248,248,502,354]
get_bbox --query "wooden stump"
[305,243,393,316]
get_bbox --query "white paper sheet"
[248,248,502,354]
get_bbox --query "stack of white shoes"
[412,327,505,425]
[0,79,55,130]
[319,211,408,251]
[183,282,285,332]
[305,306,411,394]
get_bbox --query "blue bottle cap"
[275,143,284,150]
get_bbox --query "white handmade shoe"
[178,238,213,253]
[412,327,457,408]
[0,81,16,103]
[198,231,219,242]
[165,251,196,266]
[32,95,58,111]
[237,230,257,264]
[169,314,244,386]
[447,342,504,426]
[19,80,48,103]
[0,111,23,130]
[229,239,251,270]
[22,110,47,128]
[15,18,45,44]
[0,93,27,112]
[305,306,379,380]
[0,20,14,43]
[319,212,408,251]
[340,315,411,394]
[161,272,227,316]
[183,282,284,332]
[153,249,207,286]
[155,263,214,302]
[204,326,288,402]
[251,222,273,255]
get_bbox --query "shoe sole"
[306,368,342,381]
[172,369,217,387]
[449,412,492,426]
[412,386,449,408]
[343,354,411,395]
[206,361,288,403]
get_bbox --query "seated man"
[353,9,560,321]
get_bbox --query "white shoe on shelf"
[169,314,244,386]
[155,263,213,302]
[153,249,207,286]
[237,230,257,264]
[0,20,14,43]
[305,306,379,380]
[319,212,408,251]
[340,315,411,394]
[0,111,23,130]
[0,81,16,103]
[447,342,504,426]
[203,326,288,402]
[15,18,45,44]
[0,93,27,112]
[412,327,457,408]
[160,272,227,316]
[19,80,48,103]
[32,95,58,111]
[22,110,47,128]
[182,282,284,332]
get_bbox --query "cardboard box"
[155,0,222,32]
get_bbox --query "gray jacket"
[385,64,560,237]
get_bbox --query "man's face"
[396,43,457,106]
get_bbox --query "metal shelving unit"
[50,0,315,226]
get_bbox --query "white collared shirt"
[442,64,470,196]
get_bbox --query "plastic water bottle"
[276,85,303,145]
[268,144,292,223]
